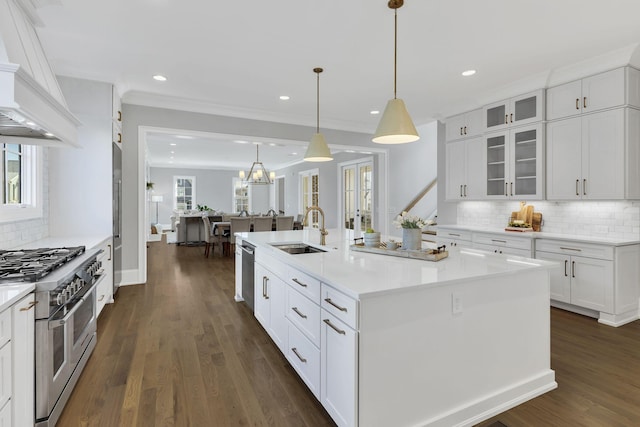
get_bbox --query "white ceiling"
[33,0,640,167]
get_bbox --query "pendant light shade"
[239,144,273,184]
[372,0,419,144]
[304,67,333,162]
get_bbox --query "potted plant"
[393,211,426,250]
[363,228,381,247]
[146,182,154,190]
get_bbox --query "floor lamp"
[151,195,163,224]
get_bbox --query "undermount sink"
[271,242,327,255]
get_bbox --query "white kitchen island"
[237,229,559,427]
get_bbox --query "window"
[299,169,319,226]
[0,143,41,222]
[173,176,195,210]
[232,178,250,213]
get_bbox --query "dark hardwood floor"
[58,236,640,426]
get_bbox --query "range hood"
[0,0,79,147]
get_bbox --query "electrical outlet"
[452,292,463,315]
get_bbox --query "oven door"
[35,282,98,421]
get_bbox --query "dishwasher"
[241,241,255,311]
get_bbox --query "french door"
[300,169,319,226]
[342,161,373,238]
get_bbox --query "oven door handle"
[48,282,98,329]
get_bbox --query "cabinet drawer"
[473,243,532,257]
[535,239,614,261]
[321,285,358,330]
[473,232,532,250]
[287,268,320,303]
[287,323,320,398]
[0,342,11,411]
[286,286,321,347]
[437,229,472,242]
[96,276,111,317]
[256,251,287,280]
[0,310,10,349]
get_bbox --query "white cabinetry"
[445,137,484,200]
[0,293,35,427]
[235,241,242,302]
[436,227,472,248]
[445,109,483,141]
[254,259,287,353]
[483,90,544,131]
[112,86,123,147]
[485,124,544,199]
[95,237,114,317]
[472,232,533,257]
[535,239,640,326]
[547,108,640,200]
[546,67,638,120]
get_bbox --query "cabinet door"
[485,132,509,198]
[536,252,571,303]
[12,294,35,427]
[464,137,484,199]
[483,100,509,131]
[235,245,243,302]
[582,68,625,114]
[510,91,543,127]
[0,343,9,412]
[546,117,582,200]
[571,256,613,312]
[445,113,466,141]
[547,80,582,121]
[445,140,466,200]
[0,398,10,427]
[267,276,287,353]
[254,264,270,330]
[511,124,543,199]
[465,109,483,137]
[321,311,357,427]
[581,109,625,199]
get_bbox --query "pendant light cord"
[316,70,320,133]
[393,7,398,100]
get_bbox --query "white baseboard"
[120,269,145,286]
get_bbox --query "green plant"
[146,182,154,190]
[365,228,376,234]
[393,211,427,229]
[196,204,212,212]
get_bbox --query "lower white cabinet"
[435,227,472,249]
[535,239,639,326]
[235,240,242,302]
[321,310,357,427]
[287,322,320,398]
[95,237,114,317]
[254,258,287,353]
[472,231,534,256]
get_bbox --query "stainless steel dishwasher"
[241,241,255,311]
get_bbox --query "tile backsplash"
[457,200,640,240]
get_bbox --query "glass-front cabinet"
[485,124,544,199]
[483,90,544,132]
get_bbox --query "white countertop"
[437,225,640,246]
[0,283,35,312]
[239,229,558,299]
[15,234,111,250]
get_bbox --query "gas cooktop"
[0,246,86,282]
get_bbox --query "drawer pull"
[448,233,460,237]
[292,347,307,363]
[324,298,347,312]
[323,319,346,335]
[292,278,308,288]
[98,295,105,302]
[560,247,582,252]
[262,276,269,299]
[576,98,579,110]
[491,239,507,244]
[19,301,38,311]
[292,307,307,319]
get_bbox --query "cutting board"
[510,203,542,231]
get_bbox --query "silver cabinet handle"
[460,127,463,136]
[510,182,513,196]
[262,276,269,299]
[491,239,507,244]
[292,307,307,319]
[448,233,460,237]
[292,278,307,288]
[572,260,576,278]
[583,179,586,196]
[564,260,568,277]
[576,98,579,110]
[560,247,582,252]
[583,97,587,109]
[323,318,346,335]
[108,244,112,261]
[463,184,467,197]
[505,182,508,197]
[324,298,347,312]
[292,348,307,363]
[464,126,467,135]
[505,114,508,124]
[460,185,463,198]
[510,113,513,123]
[576,179,580,196]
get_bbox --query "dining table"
[210,219,303,256]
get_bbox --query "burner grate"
[0,246,85,282]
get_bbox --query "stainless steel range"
[0,246,103,427]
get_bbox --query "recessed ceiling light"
[346,150,356,153]
[234,140,249,144]
[290,152,298,156]
[170,143,177,146]
[462,69,476,77]
[170,151,175,154]
[279,95,290,100]
[25,121,35,126]
[360,151,373,154]
[370,110,380,115]
[153,75,167,81]
[175,135,193,139]
[44,132,54,137]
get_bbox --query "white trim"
[138,126,147,284]
[337,157,374,238]
[0,144,43,223]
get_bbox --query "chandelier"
[239,144,275,185]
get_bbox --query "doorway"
[341,159,373,238]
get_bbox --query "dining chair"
[253,216,273,232]
[201,216,217,258]
[229,217,251,255]
[275,215,294,231]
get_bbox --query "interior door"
[342,161,373,238]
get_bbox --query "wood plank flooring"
[58,237,640,426]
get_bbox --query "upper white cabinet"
[547,108,640,200]
[485,123,544,200]
[445,137,484,200]
[483,90,544,132]
[445,109,483,141]
[546,67,640,121]
[112,86,123,147]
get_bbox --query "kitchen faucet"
[266,208,277,216]
[303,206,328,246]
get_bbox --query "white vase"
[363,232,381,247]
[402,228,422,250]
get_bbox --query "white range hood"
[0,0,79,147]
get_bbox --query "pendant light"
[239,144,275,184]
[372,0,420,144]
[304,67,333,162]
